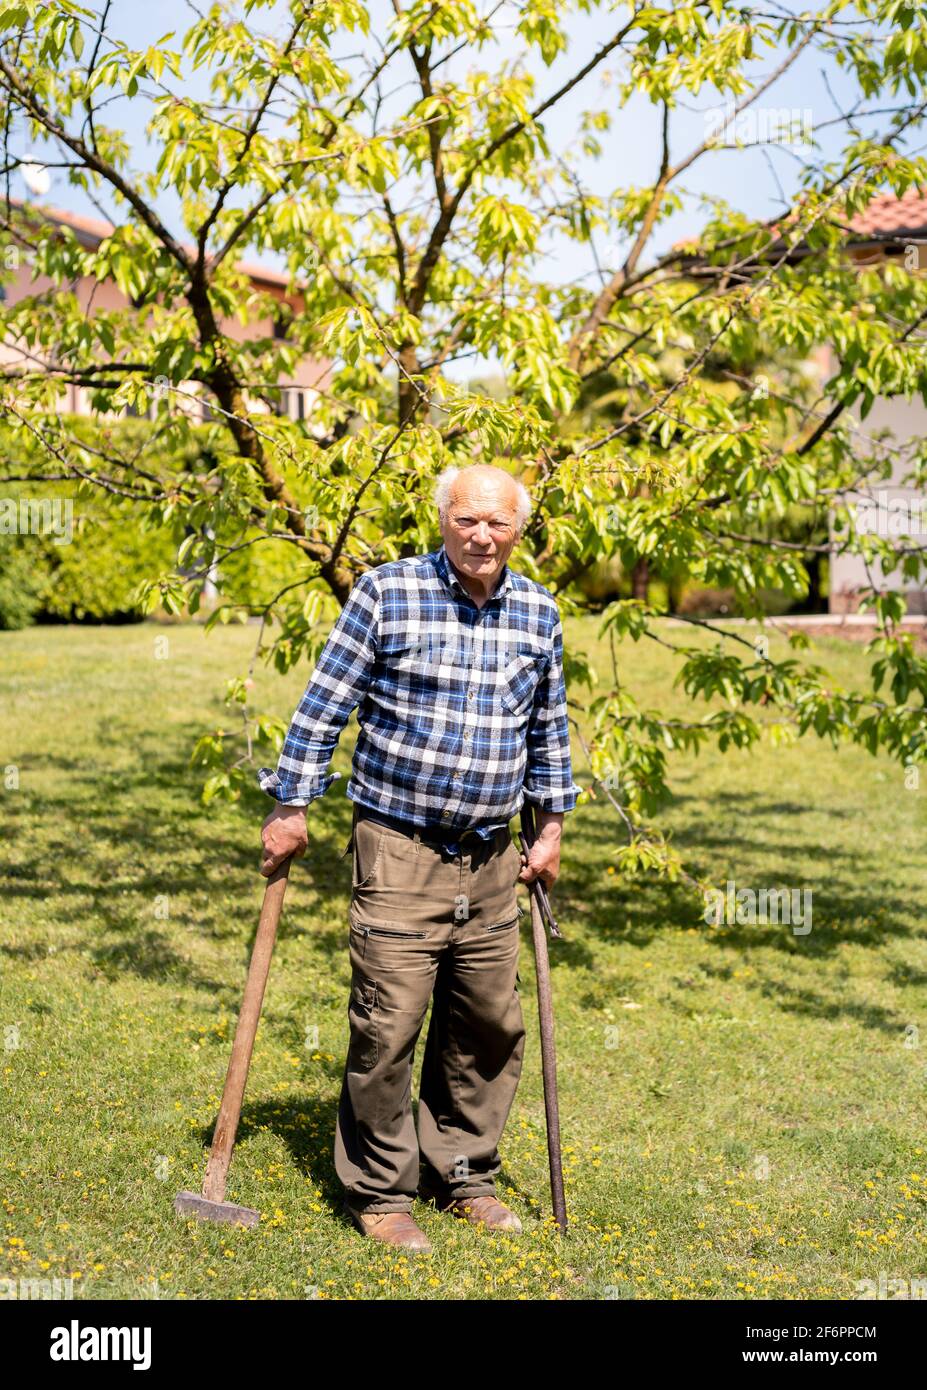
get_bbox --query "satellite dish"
[21,161,50,196]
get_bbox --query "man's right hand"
[260,803,309,877]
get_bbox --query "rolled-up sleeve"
[258,571,379,806]
[523,615,581,813]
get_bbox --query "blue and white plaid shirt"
[258,542,580,847]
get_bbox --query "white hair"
[433,465,532,534]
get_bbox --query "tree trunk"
[631,558,649,602]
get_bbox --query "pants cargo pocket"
[486,911,519,933]
[348,973,379,1071]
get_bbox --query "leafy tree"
[2,0,927,882]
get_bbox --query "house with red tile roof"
[0,200,330,424]
[673,191,927,615]
[843,185,927,247]
[825,189,927,614]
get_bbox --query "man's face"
[440,476,521,585]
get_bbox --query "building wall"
[820,345,927,614]
[0,235,330,423]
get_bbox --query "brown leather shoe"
[439,1194,523,1233]
[345,1205,432,1252]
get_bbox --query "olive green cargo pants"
[334,808,526,1215]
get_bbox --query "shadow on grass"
[0,733,358,977]
[564,798,924,960]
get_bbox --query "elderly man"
[258,463,579,1252]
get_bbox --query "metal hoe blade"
[173,1191,260,1228]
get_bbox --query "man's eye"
[454,517,510,530]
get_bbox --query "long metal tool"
[518,803,568,1232]
[174,856,292,1228]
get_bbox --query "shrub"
[0,539,44,629]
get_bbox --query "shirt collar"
[433,542,513,603]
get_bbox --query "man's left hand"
[518,833,560,891]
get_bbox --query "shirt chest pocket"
[499,646,548,716]
[391,634,471,680]
[394,645,433,677]
[387,635,441,680]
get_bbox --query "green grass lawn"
[1,615,926,1300]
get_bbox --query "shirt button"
[441,810,450,819]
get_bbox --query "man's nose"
[472,521,492,544]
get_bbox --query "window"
[269,387,307,419]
